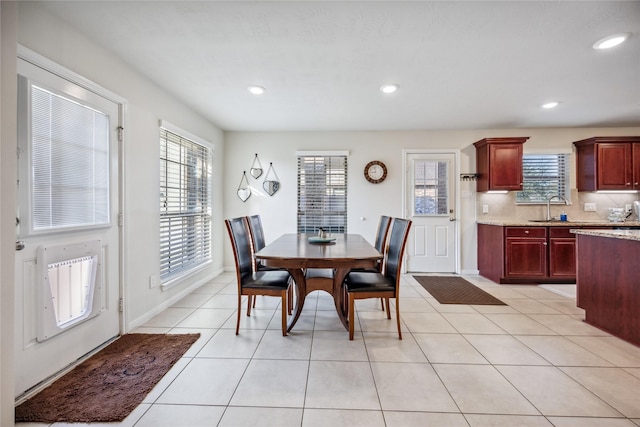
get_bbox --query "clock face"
[364,161,387,184]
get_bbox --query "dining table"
[254,233,382,332]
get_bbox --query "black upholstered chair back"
[247,214,267,252]
[225,217,253,278]
[373,215,392,252]
[384,218,411,283]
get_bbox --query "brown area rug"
[413,276,506,305]
[15,333,200,423]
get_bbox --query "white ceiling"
[35,1,640,132]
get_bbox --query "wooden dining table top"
[255,233,381,269]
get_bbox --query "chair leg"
[380,298,385,312]
[385,298,391,319]
[252,295,256,308]
[348,293,355,340]
[281,291,288,336]
[395,298,402,340]
[247,295,252,316]
[287,286,293,315]
[236,293,242,335]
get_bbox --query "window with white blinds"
[516,153,570,203]
[297,154,348,234]
[29,85,110,231]
[160,128,212,282]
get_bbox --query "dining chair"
[344,217,412,340]
[225,217,292,336]
[246,214,294,313]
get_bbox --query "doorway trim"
[402,148,461,274]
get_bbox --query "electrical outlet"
[482,204,489,214]
[584,203,596,212]
[149,274,158,289]
[625,204,632,212]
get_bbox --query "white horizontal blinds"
[517,154,570,203]
[414,160,448,215]
[159,128,212,281]
[31,85,110,231]
[297,155,348,234]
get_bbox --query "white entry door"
[14,56,122,397]
[405,151,458,273]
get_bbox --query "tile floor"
[22,274,640,427]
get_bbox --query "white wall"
[15,3,226,329]
[224,127,640,273]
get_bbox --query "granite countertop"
[571,228,640,241]
[477,220,640,227]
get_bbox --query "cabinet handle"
[524,230,529,234]
[626,182,631,186]
[543,242,547,245]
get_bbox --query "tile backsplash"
[477,189,640,222]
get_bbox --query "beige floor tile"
[426,301,480,313]
[515,335,614,367]
[538,299,585,315]
[221,308,276,331]
[192,281,231,294]
[513,286,564,300]
[546,417,637,427]
[384,411,468,427]
[302,408,385,427]
[501,298,563,314]
[310,330,368,361]
[196,328,264,358]
[170,292,213,308]
[395,297,436,313]
[286,313,317,332]
[441,313,507,334]
[465,414,554,426]
[484,313,557,335]
[142,358,191,404]
[219,407,303,427]
[401,312,458,333]
[464,334,550,365]
[134,404,225,427]
[254,329,312,359]
[560,367,640,418]
[142,307,195,328]
[414,333,488,364]
[467,304,519,314]
[312,308,350,331]
[176,308,235,329]
[200,293,243,309]
[167,328,216,358]
[362,332,428,362]
[48,403,151,427]
[305,361,379,410]
[497,365,623,417]
[156,358,249,405]
[434,364,539,415]
[356,310,405,335]
[530,314,611,336]
[371,362,459,412]
[230,359,308,408]
[625,368,640,379]
[567,336,640,367]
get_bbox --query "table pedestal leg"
[286,268,306,332]
[333,268,351,330]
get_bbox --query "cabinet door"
[597,143,632,190]
[505,237,547,278]
[489,143,523,191]
[549,237,576,279]
[633,143,640,190]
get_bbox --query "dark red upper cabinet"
[573,136,640,191]
[474,137,529,192]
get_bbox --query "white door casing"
[15,53,123,397]
[403,150,459,273]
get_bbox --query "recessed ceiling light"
[380,84,399,94]
[248,85,266,95]
[593,33,631,50]
[541,101,560,109]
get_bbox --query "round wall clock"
[364,160,387,184]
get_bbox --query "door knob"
[16,241,25,251]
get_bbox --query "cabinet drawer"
[505,227,547,238]
[549,227,574,238]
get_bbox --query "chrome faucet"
[547,195,569,221]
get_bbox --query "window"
[516,153,570,203]
[24,83,110,233]
[297,153,348,234]
[160,126,212,282]
[413,160,449,215]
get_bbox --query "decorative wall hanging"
[237,171,251,202]
[263,162,280,196]
[250,153,263,179]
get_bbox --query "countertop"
[477,220,640,227]
[571,228,640,241]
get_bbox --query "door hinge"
[117,126,124,142]
[119,298,124,313]
[118,213,124,226]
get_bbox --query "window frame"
[296,151,349,234]
[516,151,571,204]
[159,121,213,285]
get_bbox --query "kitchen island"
[573,229,640,346]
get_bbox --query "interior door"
[14,58,122,397]
[405,151,458,273]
